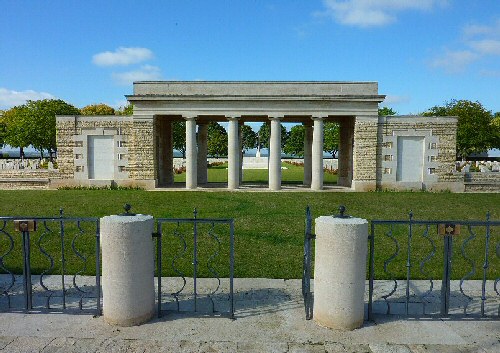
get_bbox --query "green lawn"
[174,161,338,184]
[0,188,498,280]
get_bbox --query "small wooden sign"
[438,223,460,236]
[14,220,37,232]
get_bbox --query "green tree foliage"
[491,115,500,149]
[207,122,228,157]
[2,99,79,158]
[323,122,340,158]
[115,103,134,116]
[378,107,397,116]
[173,121,186,158]
[423,99,495,158]
[80,103,115,115]
[0,110,6,148]
[257,122,288,149]
[2,105,30,156]
[241,124,257,151]
[283,125,305,156]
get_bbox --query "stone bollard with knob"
[101,204,155,326]
[313,206,368,330]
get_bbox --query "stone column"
[197,122,208,185]
[239,121,244,185]
[314,215,368,330]
[101,214,155,326]
[185,116,198,189]
[269,117,282,191]
[157,119,173,186]
[165,121,174,185]
[338,118,354,187]
[311,117,324,190]
[227,117,240,190]
[303,122,313,187]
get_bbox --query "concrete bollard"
[101,214,155,326]
[314,215,368,330]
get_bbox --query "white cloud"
[429,50,479,73]
[92,47,154,66]
[319,0,447,27]
[479,69,500,77]
[468,39,500,55]
[431,18,500,73]
[0,88,55,109]
[463,19,500,39]
[112,65,162,86]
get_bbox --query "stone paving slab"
[0,278,498,352]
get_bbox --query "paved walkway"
[0,279,498,352]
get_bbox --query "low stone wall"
[0,169,59,189]
[464,172,500,192]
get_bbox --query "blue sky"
[1,0,499,115]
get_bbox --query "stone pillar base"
[314,216,368,330]
[101,214,155,326]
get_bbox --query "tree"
[0,110,5,148]
[323,122,339,158]
[240,124,257,151]
[2,99,80,159]
[207,122,227,157]
[2,105,31,158]
[115,103,134,116]
[491,115,500,149]
[80,103,115,115]
[257,122,288,149]
[172,121,186,158]
[378,107,397,116]
[423,99,495,158]
[283,125,305,156]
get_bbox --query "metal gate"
[369,213,499,319]
[302,206,314,320]
[0,211,101,315]
[155,209,235,319]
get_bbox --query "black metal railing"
[0,211,101,315]
[369,213,499,319]
[155,209,235,319]
[302,206,314,320]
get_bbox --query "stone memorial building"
[54,81,461,191]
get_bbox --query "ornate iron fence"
[368,213,499,319]
[302,206,314,320]
[0,211,101,315]
[155,209,235,319]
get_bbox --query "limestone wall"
[127,119,155,182]
[377,116,462,191]
[352,117,379,190]
[55,115,133,185]
[464,172,500,192]
[0,169,58,189]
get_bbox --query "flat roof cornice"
[130,81,382,98]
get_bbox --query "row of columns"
[179,116,327,191]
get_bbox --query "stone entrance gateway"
[54,81,462,192]
[126,81,384,191]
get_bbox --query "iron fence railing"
[369,213,499,319]
[155,209,235,319]
[0,211,101,315]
